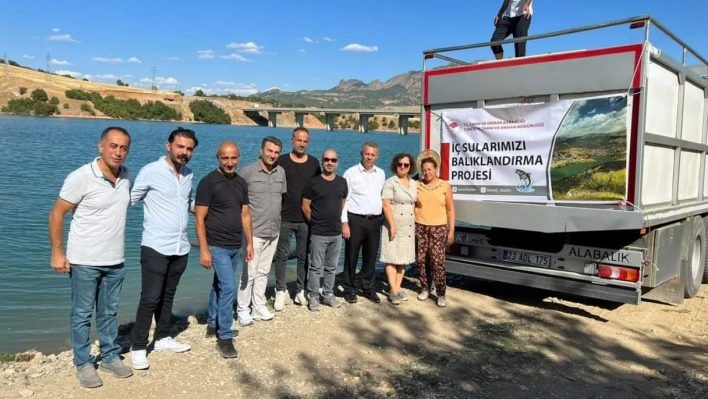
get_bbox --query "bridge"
[241,107,420,135]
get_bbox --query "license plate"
[502,250,551,267]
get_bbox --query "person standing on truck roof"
[341,141,386,304]
[490,0,533,59]
[380,153,418,305]
[414,151,455,308]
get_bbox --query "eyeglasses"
[397,163,410,168]
[323,157,338,163]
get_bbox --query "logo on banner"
[446,119,462,138]
[515,169,534,193]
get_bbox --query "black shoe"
[363,291,381,304]
[206,326,239,339]
[216,339,238,359]
[344,293,358,303]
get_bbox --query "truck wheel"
[704,218,708,284]
[685,216,705,298]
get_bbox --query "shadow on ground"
[227,270,708,399]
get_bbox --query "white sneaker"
[131,349,149,370]
[252,307,275,321]
[293,290,308,306]
[153,337,191,353]
[274,290,286,311]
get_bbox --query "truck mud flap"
[446,259,641,305]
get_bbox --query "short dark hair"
[168,127,198,147]
[292,127,310,137]
[421,157,438,169]
[390,153,416,175]
[100,126,131,144]
[262,136,283,150]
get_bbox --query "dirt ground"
[2,272,707,399]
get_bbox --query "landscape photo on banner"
[440,94,629,202]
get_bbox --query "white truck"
[420,15,708,305]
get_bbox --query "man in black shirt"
[273,127,322,310]
[302,149,348,311]
[194,141,253,359]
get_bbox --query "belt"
[349,212,382,220]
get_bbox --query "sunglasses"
[397,162,410,168]
[323,157,338,163]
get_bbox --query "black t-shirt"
[278,153,321,223]
[302,175,348,236]
[195,169,249,249]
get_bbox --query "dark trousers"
[273,221,310,292]
[130,246,188,350]
[343,213,382,294]
[490,15,532,57]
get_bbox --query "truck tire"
[704,218,708,284]
[685,216,705,298]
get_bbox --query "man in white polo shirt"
[490,0,534,59]
[49,127,134,388]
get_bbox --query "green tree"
[116,79,126,86]
[387,120,395,129]
[368,118,380,131]
[49,96,60,106]
[31,88,48,103]
[19,87,27,95]
[189,100,231,124]
[195,89,206,97]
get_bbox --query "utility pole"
[151,66,157,92]
[46,53,52,82]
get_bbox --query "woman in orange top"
[414,151,455,307]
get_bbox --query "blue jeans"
[207,246,243,340]
[69,264,126,368]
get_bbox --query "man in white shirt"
[49,127,134,388]
[490,0,533,59]
[129,127,198,370]
[341,142,386,304]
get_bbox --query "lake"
[0,115,421,354]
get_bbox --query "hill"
[0,63,423,132]
[254,70,422,110]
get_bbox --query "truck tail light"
[597,264,640,282]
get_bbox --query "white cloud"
[22,54,35,59]
[54,70,82,77]
[95,74,118,79]
[323,37,334,42]
[339,43,379,52]
[187,83,258,96]
[226,42,264,54]
[139,76,180,85]
[167,56,180,61]
[49,59,70,65]
[51,28,60,32]
[197,50,214,59]
[220,53,249,62]
[215,81,235,86]
[123,74,133,78]
[297,49,306,53]
[303,37,313,43]
[92,57,123,64]
[127,57,142,64]
[47,34,77,43]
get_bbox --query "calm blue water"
[0,115,421,354]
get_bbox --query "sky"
[1,0,705,96]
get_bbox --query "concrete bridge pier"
[294,112,306,128]
[358,113,373,133]
[398,115,409,135]
[324,113,337,131]
[268,112,280,128]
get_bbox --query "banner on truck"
[441,95,629,202]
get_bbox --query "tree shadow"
[224,277,708,399]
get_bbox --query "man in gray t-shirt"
[236,136,287,326]
[49,127,134,388]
